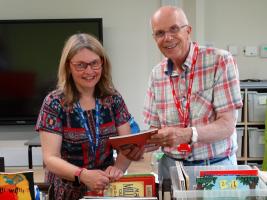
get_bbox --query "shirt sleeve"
[35,92,63,136]
[111,92,131,127]
[143,71,161,127]
[213,51,243,112]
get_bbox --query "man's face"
[152,11,191,61]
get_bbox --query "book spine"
[199,169,258,176]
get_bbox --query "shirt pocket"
[191,87,213,120]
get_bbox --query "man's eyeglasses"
[153,24,188,39]
[70,59,102,71]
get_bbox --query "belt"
[168,155,229,166]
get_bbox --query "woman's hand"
[105,166,124,182]
[118,144,145,161]
[79,169,110,192]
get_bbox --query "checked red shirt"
[143,42,243,160]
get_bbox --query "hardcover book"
[0,170,35,200]
[199,169,258,177]
[196,175,259,190]
[108,128,158,149]
[86,174,156,197]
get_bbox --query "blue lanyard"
[76,98,100,155]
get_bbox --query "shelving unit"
[237,81,267,166]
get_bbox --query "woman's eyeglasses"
[70,59,102,71]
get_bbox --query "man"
[144,6,243,180]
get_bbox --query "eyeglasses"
[70,59,102,71]
[153,24,188,39]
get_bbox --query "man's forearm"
[196,110,236,143]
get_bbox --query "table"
[24,135,41,169]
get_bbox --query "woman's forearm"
[113,152,131,173]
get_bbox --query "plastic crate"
[248,128,265,157]
[236,127,244,157]
[170,165,267,200]
[248,91,267,122]
[237,91,244,122]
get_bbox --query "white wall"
[0,0,161,129]
[186,0,267,80]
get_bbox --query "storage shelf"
[237,81,267,166]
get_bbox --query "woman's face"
[69,48,102,94]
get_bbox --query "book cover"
[86,174,156,198]
[175,161,186,190]
[0,170,35,200]
[199,169,258,177]
[108,128,158,149]
[105,174,156,197]
[179,161,190,190]
[195,175,259,190]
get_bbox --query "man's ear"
[186,25,192,35]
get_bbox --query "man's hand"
[147,127,192,147]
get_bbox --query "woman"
[35,33,132,199]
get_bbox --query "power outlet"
[244,46,258,57]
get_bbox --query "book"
[195,175,259,190]
[175,161,186,190]
[86,174,156,198]
[108,128,158,149]
[179,161,190,190]
[81,197,158,200]
[199,169,258,177]
[253,165,267,184]
[162,179,171,200]
[0,170,35,200]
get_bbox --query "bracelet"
[74,168,85,186]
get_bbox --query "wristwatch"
[74,168,85,186]
[191,127,198,144]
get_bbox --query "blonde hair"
[57,33,115,105]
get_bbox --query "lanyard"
[76,98,100,156]
[169,44,199,127]
[169,44,199,154]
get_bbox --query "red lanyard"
[169,44,199,154]
[169,44,199,128]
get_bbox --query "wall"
[0,0,161,130]
[186,0,267,80]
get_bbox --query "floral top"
[35,89,131,200]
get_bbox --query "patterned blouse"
[35,89,131,200]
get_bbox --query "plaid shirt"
[143,42,243,160]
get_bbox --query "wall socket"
[244,46,258,57]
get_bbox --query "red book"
[108,128,158,149]
[85,174,156,197]
[199,169,258,177]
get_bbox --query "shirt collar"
[163,42,196,76]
